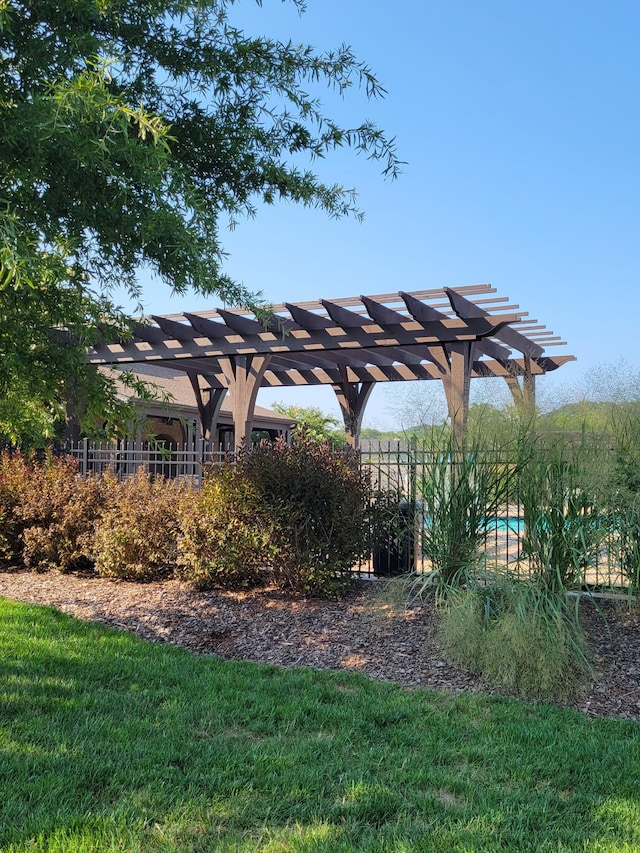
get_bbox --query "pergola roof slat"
[91,286,574,448]
[150,315,200,342]
[445,288,544,358]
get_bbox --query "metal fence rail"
[62,437,630,590]
[359,438,627,589]
[62,438,233,486]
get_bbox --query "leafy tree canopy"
[272,402,347,446]
[0,0,400,445]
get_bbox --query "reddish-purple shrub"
[0,451,102,572]
[19,455,104,573]
[0,450,31,566]
[94,468,193,581]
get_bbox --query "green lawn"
[0,597,639,852]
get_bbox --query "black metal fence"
[63,438,232,485]
[359,438,628,589]
[62,437,631,590]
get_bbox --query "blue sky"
[133,0,640,429]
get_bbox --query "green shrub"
[94,468,192,581]
[439,573,592,702]
[177,462,274,590]
[179,438,373,597]
[243,437,373,596]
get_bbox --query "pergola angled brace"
[332,372,375,448]
[187,374,227,439]
[218,354,272,451]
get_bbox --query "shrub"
[94,468,192,581]
[242,437,373,596]
[177,462,274,590]
[179,438,373,596]
[439,573,592,702]
[0,450,102,572]
[0,450,32,565]
[19,456,103,573]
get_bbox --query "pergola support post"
[504,356,537,424]
[442,342,475,446]
[332,379,375,448]
[219,355,272,452]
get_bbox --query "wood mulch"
[0,569,639,723]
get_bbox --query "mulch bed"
[0,569,639,722]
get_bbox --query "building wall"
[141,415,186,445]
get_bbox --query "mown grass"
[0,596,639,852]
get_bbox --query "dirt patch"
[0,569,638,722]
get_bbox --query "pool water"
[422,516,525,534]
[491,518,525,534]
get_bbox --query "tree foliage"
[272,401,347,446]
[0,0,400,444]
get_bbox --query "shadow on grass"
[1,597,639,852]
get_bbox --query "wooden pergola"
[88,284,575,449]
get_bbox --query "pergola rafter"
[89,284,575,449]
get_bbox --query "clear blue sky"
[133,0,640,429]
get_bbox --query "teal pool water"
[491,517,524,534]
[423,517,524,534]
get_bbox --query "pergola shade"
[88,284,575,448]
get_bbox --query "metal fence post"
[409,436,421,570]
[81,437,89,477]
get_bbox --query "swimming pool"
[422,516,525,534]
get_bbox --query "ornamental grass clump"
[413,435,515,596]
[439,572,592,702]
[518,435,606,593]
[603,411,640,591]
[611,495,640,593]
